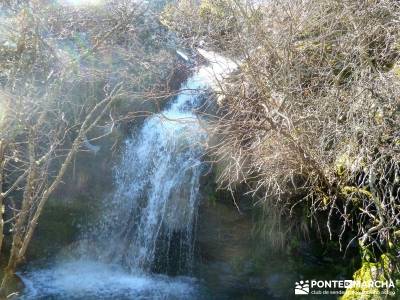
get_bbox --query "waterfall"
[18,50,236,300]
[90,69,208,275]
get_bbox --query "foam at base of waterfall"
[19,260,200,300]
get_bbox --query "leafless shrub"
[166,0,400,262]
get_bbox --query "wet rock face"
[195,196,294,299]
[195,194,276,296]
[164,174,195,232]
[194,197,284,297]
[194,188,354,299]
[196,195,252,264]
[26,195,98,262]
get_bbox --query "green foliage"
[342,254,399,300]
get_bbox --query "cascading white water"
[90,68,209,275]
[18,50,236,300]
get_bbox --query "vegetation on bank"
[162,0,400,295]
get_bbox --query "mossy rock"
[393,63,400,79]
[341,254,398,300]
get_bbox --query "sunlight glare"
[60,0,105,6]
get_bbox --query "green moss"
[335,151,352,176]
[340,186,372,203]
[341,254,398,300]
[199,0,227,20]
[393,63,400,79]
